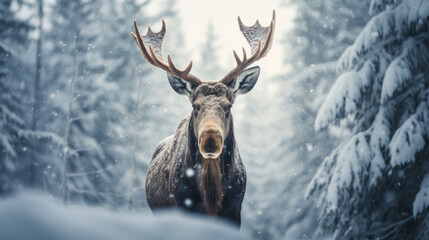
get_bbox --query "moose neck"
[188,115,235,215]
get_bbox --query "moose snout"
[199,127,223,159]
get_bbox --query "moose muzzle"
[198,126,223,159]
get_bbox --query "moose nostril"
[203,137,218,153]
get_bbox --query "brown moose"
[131,11,275,227]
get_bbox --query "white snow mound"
[0,192,248,240]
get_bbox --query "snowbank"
[0,192,248,240]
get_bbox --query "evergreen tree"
[285,0,371,69]
[41,0,117,204]
[240,1,370,239]
[0,0,32,194]
[99,0,191,210]
[0,0,191,211]
[307,0,429,239]
[98,0,161,209]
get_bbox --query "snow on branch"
[413,172,429,217]
[0,135,16,157]
[0,42,16,57]
[381,39,414,102]
[326,133,372,209]
[389,90,429,166]
[67,159,127,177]
[369,0,400,15]
[338,0,429,72]
[309,109,391,210]
[305,147,340,200]
[18,130,65,148]
[315,61,374,131]
[0,104,24,127]
[381,38,429,103]
[72,134,106,160]
[367,108,391,186]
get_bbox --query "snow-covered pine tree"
[0,0,33,195]
[100,0,190,209]
[96,0,149,210]
[41,0,119,204]
[0,0,64,194]
[285,0,371,69]
[239,1,370,239]
[307,0,429,239]
[97,0,164,209]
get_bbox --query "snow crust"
[0,192,247,240]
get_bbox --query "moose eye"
[224,105,232,112]
[193,104,200,111]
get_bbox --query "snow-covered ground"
[0,192,249,240]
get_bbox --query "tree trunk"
[29,0,44,187]
[63,32,78,204]
[32,0,43,130]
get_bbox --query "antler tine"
[233,50,241,64]
[132,20,156,66]
[220,10,276,85]
[259,14,276,58]
[167,55,202,85]
[242,47,247,62]
[131,19,202,85]
[167,54,193,76]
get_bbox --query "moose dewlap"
[131,11,276,227]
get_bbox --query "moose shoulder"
[131,11,275,227]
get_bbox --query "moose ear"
[227,66,260,95]
[167,73,196,96]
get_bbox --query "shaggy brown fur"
[200,158,224,215]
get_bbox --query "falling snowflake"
[186,168,195,178]
[184,198,193,208]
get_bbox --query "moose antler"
[131,20,202,85]
[219,10,276,85]
[132,11,275,86]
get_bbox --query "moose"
[131,11,275,226]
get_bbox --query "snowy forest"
[1,0,429,239]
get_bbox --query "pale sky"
[23,0,295,79]
[150,0,296,79]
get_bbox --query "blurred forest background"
[1,0,428,239]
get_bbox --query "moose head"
[131,11,275,161]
